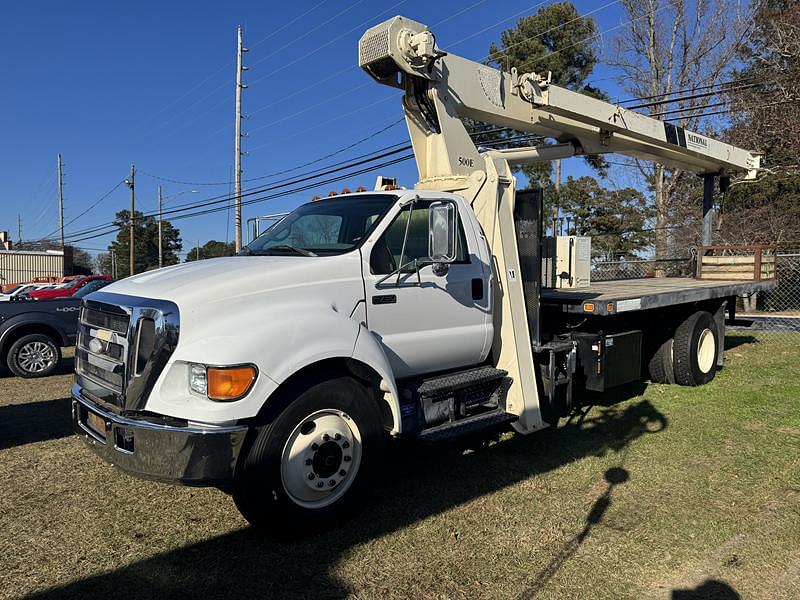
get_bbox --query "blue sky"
[0,0,630,258]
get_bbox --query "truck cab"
[72,190,504,527]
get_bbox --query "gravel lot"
[1,338,799,600]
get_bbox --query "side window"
[370,201,469,275]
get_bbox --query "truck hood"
[98,254,364,308]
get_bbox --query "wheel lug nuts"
[329,480,336,487]
[307,473,315,480]
[339,469,347,476]
[343,455,351,462]
[342,441,350,449]
[334,433,342,440]
[305,459,312,466]
[311,443,319,451]
[322,434,330,441]
[317,481,324,488]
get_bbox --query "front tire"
[233,377,385,535]
[7,333,61,378]
[673,311,719,386]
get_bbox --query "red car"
[27,275,113,300]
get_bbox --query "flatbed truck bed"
[541,277,776,316]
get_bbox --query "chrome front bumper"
[72,384,249,485]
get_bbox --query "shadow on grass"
[0,397,73,450]
[672,579,740,599]
[724,334,757,351]
[31,397,668,600]
[517,466,632,599]
[53,355,75,376]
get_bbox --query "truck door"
[362,198,491,378]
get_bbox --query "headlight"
[189,363,208,396]
[188,363,257,401]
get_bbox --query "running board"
[417,408,518,442]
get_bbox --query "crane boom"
[359,16,761,180]
[358,16,763,434]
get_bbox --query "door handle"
[372,294,397,305]
[471,278,484,301]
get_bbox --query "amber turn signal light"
[207,366,257,401]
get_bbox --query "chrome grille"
[75,292,180,413]
[80,304,130,334]
[75,348,125,391]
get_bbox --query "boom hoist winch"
[359,16,762,433]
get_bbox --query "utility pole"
[196,240,201,261]
[552,159,561,237]
[234,25,248,252]
[702,174,714,247]
[126,164,135,276]
[57,153,65,249]
[111,250,116,279]
[158,185,163,268]
[17,214,22,244]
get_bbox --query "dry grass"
[1,337,799,599]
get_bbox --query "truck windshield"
[243,194,397,256]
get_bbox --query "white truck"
[72,17,772,533]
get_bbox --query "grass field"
[1,335,799,599]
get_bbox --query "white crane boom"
[358,16,763,433]
[359,16,760,180]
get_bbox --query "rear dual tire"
[648,310,719,386]
[648,337,676,385]
[673,311,719,386]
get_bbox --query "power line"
[625,82,759,110]
[484,0,622,63]
[49,143,415,243]
[65,153,415,244]
[650,100,728,118]
[540,4,669,65]
[245,0,409,89]
[139,117,405,187]
[243,1,495,123]
[35,179,125,244]
[245,0,370,74]
[615,76,759,105]
[447,0,553,50]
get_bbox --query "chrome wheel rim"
[17,341,55,373]
[281,409,362,509]
[697,328,716,373]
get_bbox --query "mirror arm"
[396,200,415,287]
[376,259,424,288]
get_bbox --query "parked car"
[0,284,38,301]
[26,275,112,301]
[0,278,112,377]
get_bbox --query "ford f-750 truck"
[71,17,772,534]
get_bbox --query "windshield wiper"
[237,246,254,256]
[260,245,318,257]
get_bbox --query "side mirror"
[428,201,457,265]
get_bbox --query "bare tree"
[610,0,752,272]
[720,0,800,246]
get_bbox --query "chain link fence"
[591,250,800,341]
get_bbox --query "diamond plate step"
[417,408,518,442]
[414,366,507,396]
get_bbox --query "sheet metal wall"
[0,248,72,286]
